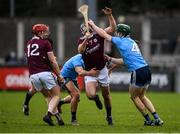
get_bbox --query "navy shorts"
[64,77,78,88]
[130,66,151,87]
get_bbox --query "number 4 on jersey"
[131,43,140,53]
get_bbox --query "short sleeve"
[46,40,53,52]
[111,37,126,51]
[111,37,120,46]
[72,57,83,68]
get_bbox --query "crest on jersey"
[93,38,97,43]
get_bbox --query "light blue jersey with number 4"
[111,37,148,71]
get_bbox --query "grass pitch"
[0,91,180,133]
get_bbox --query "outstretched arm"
[102,7,116,34]
[105,54,124,65]
[75,66,99,77]
[89,20,112,42]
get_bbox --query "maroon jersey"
[78,33,106,71]
[25,36,53,75]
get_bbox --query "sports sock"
[152,112,159,120]
[94,95,99,101]
[24,92,33,105]
[106,106,112,117]
[47,111,53,117]
[58,99,69,106]
[71,112,76,121]
[59,99,66,105]
[144,114,151,121]
[54,112,61,120]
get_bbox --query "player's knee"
[130,94,137,100]
[72,92,80,100]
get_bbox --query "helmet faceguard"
[80,23,93,35]
[116,24,131,37]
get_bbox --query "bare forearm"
[51,61,60,75]
[76,67,97,77]
[78,70,91,76]
[110,58,124,65]
[78,39,88,53]
[91,24,106,38]
[106,14,116,33]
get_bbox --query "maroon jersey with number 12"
[78,33,106,71]
[25,36,53,75]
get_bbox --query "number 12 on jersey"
[27,44,40,57]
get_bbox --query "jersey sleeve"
[72,57,83,68]
[111,37,126,50]
[111,37,120,46]
[77,38,83,46]
[46,40,53,52]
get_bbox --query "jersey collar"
[32,36,40,40]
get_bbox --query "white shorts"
[84,66,109,87]
[30,71,57,92]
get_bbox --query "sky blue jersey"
[61,54,84,80]
[111,37,148,71]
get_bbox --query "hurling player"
[88,20,164,126]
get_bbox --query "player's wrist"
[109,57,112,62]
[107,13,112,16]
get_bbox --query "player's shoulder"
[31,36,50,43]
[72,54,82,60]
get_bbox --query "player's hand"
[102,7,112,16]
[104,54,112,62]
[85,31,91,39]
[57,75,64,86]
[88,20,95,27]
[89,67,100,77]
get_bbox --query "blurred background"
[0,0,180,92]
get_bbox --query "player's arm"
[75,66,99,77]
[47,52,61,78]
[106,55,124,65]
[108,63,119,76]
[102,7,116,34]
[78,32,91,53]
[89,20,112,42]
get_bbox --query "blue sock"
[144,114,151,121]
[152,112,159,120]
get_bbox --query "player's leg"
[39,72,62,126]
[41,90,64,126]
[23,86,37,115]
[139,88,164,126]
[85,76,103,110]
[65,80,80,125]
[101,85,113,125]
[43,85,60,126]
[98,66,113,125]
[129,86,153,125]
[58,95,72,113]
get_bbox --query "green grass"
[0,91,180,133]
